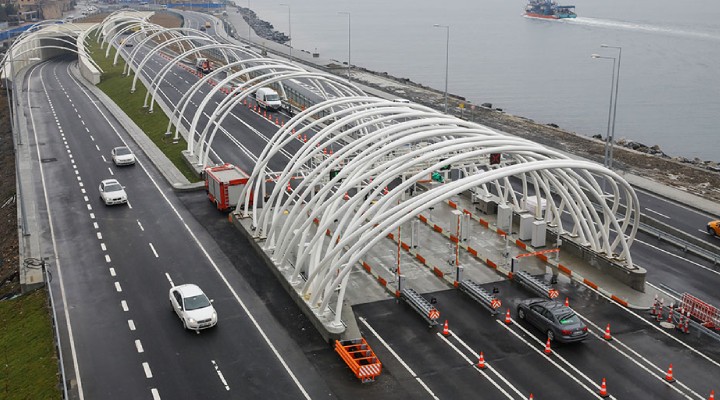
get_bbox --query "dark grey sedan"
[517,298,588,343]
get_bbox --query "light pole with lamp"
[279,3,292,63]
[338,11,351,82]
[433,23,450,114]
[601,44,622,169]
[592,53,616,169]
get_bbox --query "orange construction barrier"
[335,338,382,383]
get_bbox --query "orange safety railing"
[681,293,720,330]
[334,338,382,383]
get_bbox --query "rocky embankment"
[236,7,289,44]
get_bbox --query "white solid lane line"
[497,320,611,399]
[447,330,525,399]
[359,317,439,399]
[436,333,514,399]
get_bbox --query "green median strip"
[88,38,200,182]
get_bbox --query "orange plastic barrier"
[335,338,382,383]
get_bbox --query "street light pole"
[433,23,450,114]
[339,11,351,82]
[602,44,622,169]
[592,54,616,169]
[279,3,292,63]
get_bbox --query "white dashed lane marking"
[137,220,144,231]
[109,267,116,276]
[95,144,100,151]
[114,282,122,292]
[100,243,106,251]
[108,167,114,176]
[128,320,136,331]
[96,232,102,240]
[142,362,153,378]
[165,273,174,287]
[151,388,161,400]
[121,300,129,312]
[135,340,144,353]
[149,243,159,258]
[212,360,230,391]
[105,254,111,263]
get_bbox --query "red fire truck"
[204,164,251,211]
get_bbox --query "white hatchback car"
[169,284,217,332]
[111,146,136,166]
[98,179,127,206]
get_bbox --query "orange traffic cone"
[343,192,350,200]
[528,394,534,400]
[505,309,512,325]
[442,320,450,336]
[286,182,292,192]
[604,323,613,341]
[599,378,609,397]
[665,363,675,383]
[275,117,279,125]
[544,337,552,355]
[477,352,487,370]
[383,186,389,195]
[708,389,714,400]
[564,297,569,307]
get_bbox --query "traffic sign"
[490,299,502,309]
[428,308,440,320]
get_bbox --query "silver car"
[111,146,136,166]
[517,298,588,343]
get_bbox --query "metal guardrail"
[513,270,559,300]
[400,287,440,327]
[458,279,501,314]
[640,222,720,265]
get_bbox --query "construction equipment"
[335,338,382,383]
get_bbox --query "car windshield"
[115,147,132,155]
[184,294,211,310]
[105,183,123,192]
[558,312,580,325]
[267,94,280,101]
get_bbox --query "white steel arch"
[237,97,640,325]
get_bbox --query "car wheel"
[182,319,188,330]
[517,308,525,320]
[708,226,716,236]
[547,330,555,342]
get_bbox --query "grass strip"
[88,37,200,182]
[0,290,61,399]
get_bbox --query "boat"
[525,0,577,19]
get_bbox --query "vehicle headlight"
[188,318,197,325]
[212,311,217,321]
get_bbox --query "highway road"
[15,13,720,399]
[24,57,332,400]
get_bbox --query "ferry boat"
[525,0,577,19]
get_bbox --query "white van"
[255,87,282,111]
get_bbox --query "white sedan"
[98,179,127,206]
[169,284,217,332]
[111,146,135,166]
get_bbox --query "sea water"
[248,0,720,162]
